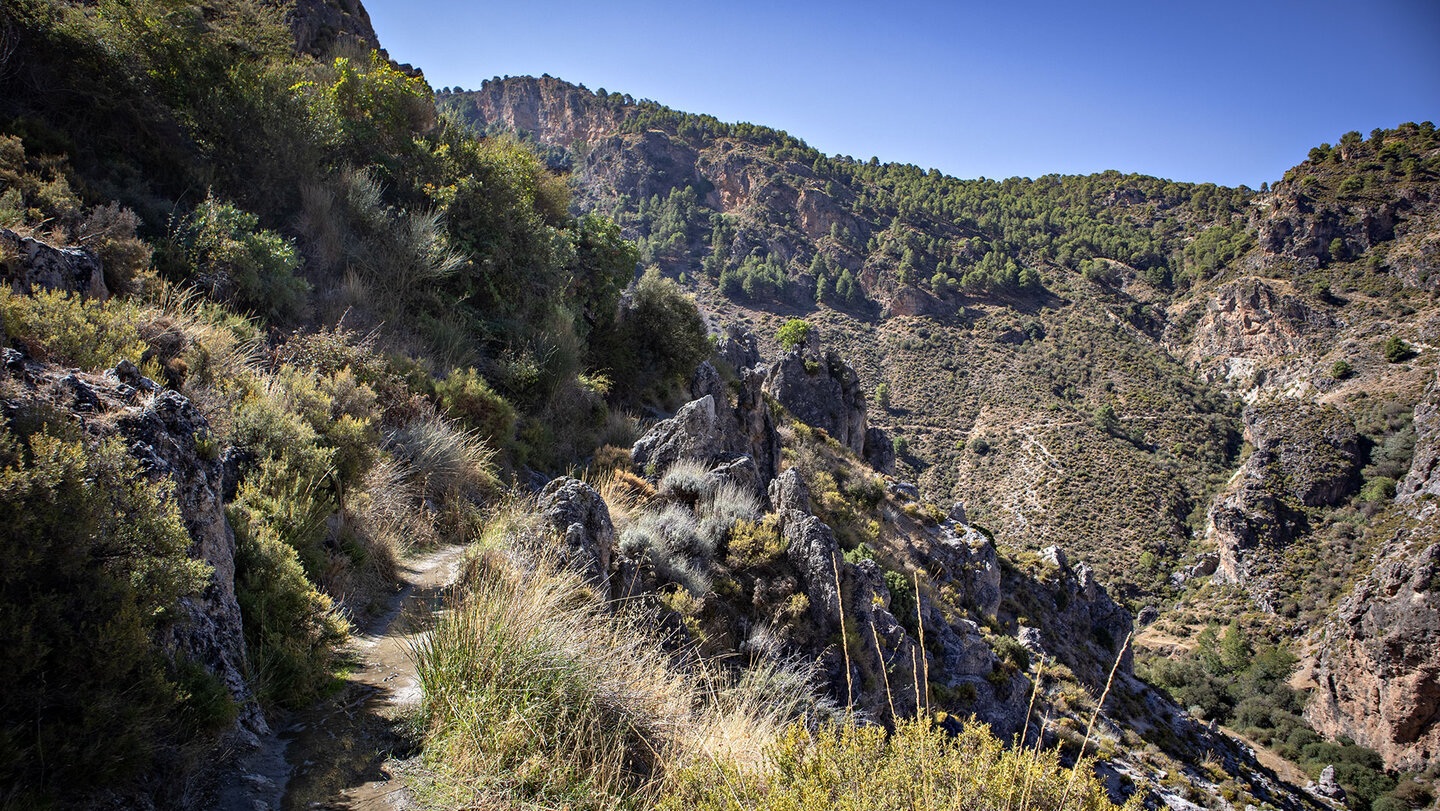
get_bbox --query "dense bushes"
[664,717,1131,811]
[169,195,311,322]
[0,418,211,802]
[591,268,710,406]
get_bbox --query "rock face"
[766,469,1023,729]
[631,395,723,475]
[1008,546,1136,687]
[1306,371,1440,770]
[632,369,781,491]
[538,477,616,589]
[270,0,381,57]
[1399,369,1440,502]
[451,76,628,152]
[1211,400,1359,608]
[763,344,868,456]
[1255,189,1401,264]
[2,352,259,731]
[717,328,763,373]
[863,426,896,474]
[1,227,108,299]
[1178,278,1337,386]
[1306,537,1440,771]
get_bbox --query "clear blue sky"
[365,0,1439,188]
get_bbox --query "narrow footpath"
[218,543,469,811]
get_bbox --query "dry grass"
[413,523,817,810]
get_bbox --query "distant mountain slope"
[442,77,1440,613]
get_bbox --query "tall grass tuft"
[387,415,497,502]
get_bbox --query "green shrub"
[0,287,147,369]
[434,367,517,448]
[1331,360,1354,380]
[229,502,347,708]
[726,515,786,568]
[0,420,210,800]
[662,717,1130,811]
[171,195,310,323]
[1383,336,1415,363]
[1361,476,1397,503]
[591,268,708,406]
[777,318,813,351]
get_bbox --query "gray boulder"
[717,328,762,373]
[631,395,723,476]
[1,227,108,299]
[764,345,868,456]
[863,426,896,473]
[538,477,616,587]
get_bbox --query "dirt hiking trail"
[218,543,468,811]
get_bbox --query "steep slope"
[1304,369,1440,771]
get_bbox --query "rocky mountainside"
[442,78,1440,608]
[449,77,1440,778]
[4,2,1440,807]
[1305,369,1440,772]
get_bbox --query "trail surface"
[219,543,468,811]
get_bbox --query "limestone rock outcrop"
[538,477,616,588]
[270,0,380,56]
[1178,278,1337,385]
[2,351,259,731]
[1211,400,1359,608]
[631,395,723,475]
[1306,371,1440,770]
[763,343,868,456]
[1,227,108,299]
[1009,545,1136,687]
[633,368,781,491]
[1399,369,1440,502]
[863,426,896,474]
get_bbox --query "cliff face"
[1306,371,1440,771]
[451,76,628,149]
[268,0,380,57]
[1210,401,1360,608]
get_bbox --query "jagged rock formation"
[717,327,763,373]
[269,0,380,57]
[1210,400,1360,608]
[1005,545,1135,688]
[1,228,108,299]
[863,425,896,474]
[631,394,724,474]
[766,469,1025,730]
[1175,278,1338,388]
[763,341,868,456]
[1400,371,1440,501]
[1256,189,1401,266]
[634,335,783,488]
[1306,371,1440,770]
[450,76,628,151]
[1,350,260,733]
[538,477,616,589]
[631,377,782,491]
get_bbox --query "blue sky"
[365,0,1440,188]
